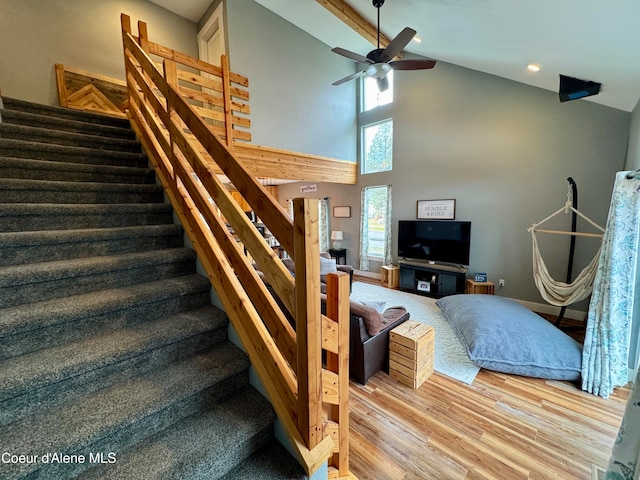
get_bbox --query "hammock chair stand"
[554,177,578,328]
[529,177,604,330]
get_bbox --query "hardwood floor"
[348,275,629,479]
[348,370,629,480]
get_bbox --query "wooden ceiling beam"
[316,0,391,48]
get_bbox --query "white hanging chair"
[528,200,604,307]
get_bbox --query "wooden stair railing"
[120,14,353,478]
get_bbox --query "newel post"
[293,197,323,449]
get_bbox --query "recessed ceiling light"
[527,64,541,72]
[413,36,422,43]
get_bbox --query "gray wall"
[280,61,631,308]
[0,0,198,106]
[224,0,357,161]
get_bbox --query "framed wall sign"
[333,206,351,218]
[417,199,456,219]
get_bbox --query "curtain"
[582,171,640,398]
[359,187,369,271]
[383,185,392,266]
[287,199,293,220]
[318,198,329,253]
[606,367,640,480]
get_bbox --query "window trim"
[361,118,394,175]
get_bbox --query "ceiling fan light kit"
[331,0,436,92]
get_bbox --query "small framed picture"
[333,206,351,218]
[417,199,456,220]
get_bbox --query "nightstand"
[328,248,347,265]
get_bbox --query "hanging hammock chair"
[528,201,604,307]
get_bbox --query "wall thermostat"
[474,273,487,282]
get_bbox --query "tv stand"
[399,260,467,298]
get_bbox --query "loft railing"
[120,14,352,478]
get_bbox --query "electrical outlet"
[499,279,505,287]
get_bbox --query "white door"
[198,4,225,67]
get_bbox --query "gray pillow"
[436,295,582,381]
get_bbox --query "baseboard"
[511,298,587,321]
[354,269,381,280]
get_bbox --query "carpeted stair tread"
[0,202,174,232]
[2,96,131,128]
[0,123,142,153]
[0,108,135,138]
[0,177,163,203]
[78,386,277,480]
[0,344,251,480]
[0,248,196,308]
[0,156,154,183]
[0,305,226,403]
[0,275,211,364]
[0,138,147,168]
[0,274,210,340]
[219,441,308,480]
[0,224,183,266]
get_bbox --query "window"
[360,185,392,270]
[362,70,393,112]
[362,119,393,174]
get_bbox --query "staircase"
[0,97,306,480]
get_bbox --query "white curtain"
[287,198,329,252]
[582,171,640,398]
[606,367,640,479]
[359,187,369,271]
[383,185,392,266]
[287,199,293,220]
[318,198,329,253]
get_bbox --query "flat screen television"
[398,220,471,266]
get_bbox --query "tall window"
[360,185,392,270]
[362,71,394,112]
[362,119,393,174]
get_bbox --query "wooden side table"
[389,321,434,389]
[381,265,399,289]
[465,279,495,295]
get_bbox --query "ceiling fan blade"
[380,27,417,62]
[331,47,374,64]
[377,76,389,92]
[332,70,366,86]
[389,59,437,71]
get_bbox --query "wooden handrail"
[120,14,352,478]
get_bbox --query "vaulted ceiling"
[150,0,640,112]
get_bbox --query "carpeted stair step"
[219,441,308,480]
[1,96,131,129]
[0,248,196,309]
[77,385,278,480]
[0,203,174,232]
[0,123,142,153]
[0,274,212,361]
[0,305,227,427]
[0,156,155,184]
[0,344,251,480]
[0,178,163,204]
[0,224,184,267]
[0,138,147,168]
[0,108,135,139]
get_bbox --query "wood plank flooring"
[349,370,629,480]
[348,276,630,480]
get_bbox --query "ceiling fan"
[331,0,436,92]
